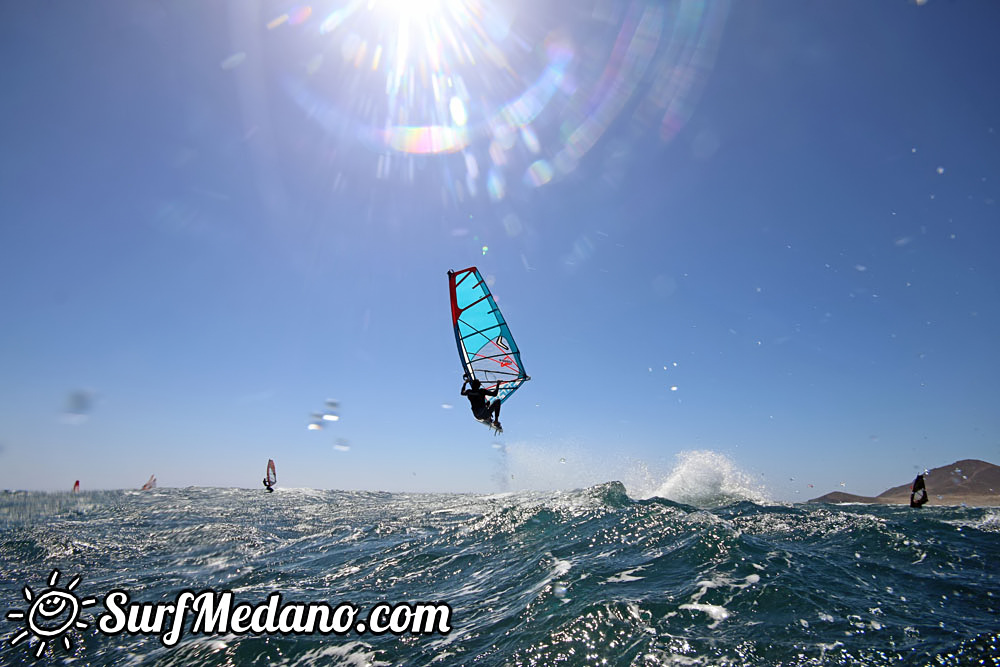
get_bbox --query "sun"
[371,0,447,20]
[5,569,97,658]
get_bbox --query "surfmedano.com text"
[97,590,452,647]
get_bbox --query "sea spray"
[492,439,607,491]
[493,443,767,507]
[643,450,770,506]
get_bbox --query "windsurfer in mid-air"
[263,478,274,493]
[462,376,501,430]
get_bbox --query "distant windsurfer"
[910,474,928,508]
[462,376,501,430]
[264,458,276,492]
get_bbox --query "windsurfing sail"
[141,475,156,491]
[72,480,79,493]
[910,474,928,508]
[448,267,529,405]
[266,459,277,487]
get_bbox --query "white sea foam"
[679,602,730,627]
[493,443,768,507]
[552,558,572,577]
[287,641,388,666]
[605,566,645,583]
[944,510,1000,533]
[641,451,769,506]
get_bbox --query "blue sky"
[1,0,997,500]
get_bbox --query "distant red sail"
[266,459,277,486]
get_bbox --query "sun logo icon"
[5,569,97,658]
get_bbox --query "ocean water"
[1,483,998,665]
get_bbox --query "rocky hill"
[807,459,1000,506]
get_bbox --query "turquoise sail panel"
[448,267,529,404]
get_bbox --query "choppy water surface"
[1,485,998,665]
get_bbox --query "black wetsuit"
[466,392,490,419]
[463,382,499,422]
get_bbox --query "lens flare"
[242,0,728,206]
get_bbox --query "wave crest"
[637,450,768,508]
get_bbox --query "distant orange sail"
[141,475,156,491]
[266,459,277,486]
